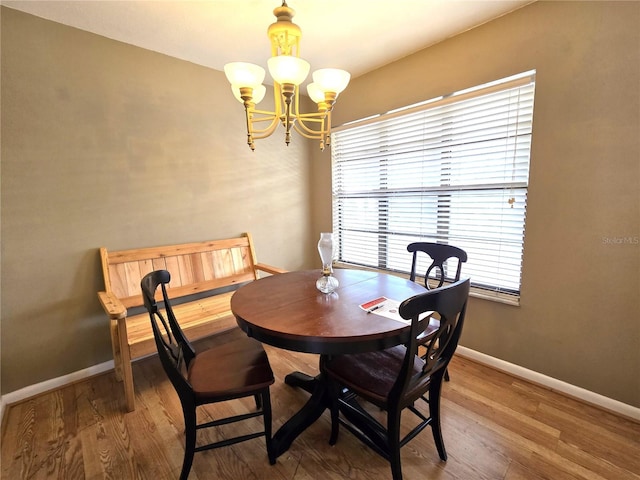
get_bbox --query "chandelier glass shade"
[224,1,351,150]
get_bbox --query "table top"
[231,269,426,355]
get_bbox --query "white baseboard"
[456,346,640,422]
[2,349,639,425]
[0,396,6,427]
[1,360,115,422]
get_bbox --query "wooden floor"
[2,338,639,480]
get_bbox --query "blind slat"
[331,71,536,296]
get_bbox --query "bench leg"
[110,319,123,382]
[117,318,136,412]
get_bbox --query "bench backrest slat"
[101,234,258,309]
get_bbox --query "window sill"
[469,288,520,306]
[334,262,520,306]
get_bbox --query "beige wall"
[0,7,320,395]
[2,1,639,408]
[329,1,640,407]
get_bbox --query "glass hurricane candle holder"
[316,232,339,294]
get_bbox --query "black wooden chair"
[408,242,467,289]
[408,242,468,381]
[323,278,470,480]
[141,270,275,480]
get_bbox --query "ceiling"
[3,0,533,83]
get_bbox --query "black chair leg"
[328,380,340,445]
[444,368,450,382]
[254,393,263,409]
[388,408,403,480]
[429,378,448,461]
[262,389,276,465]
[181,408,197,480]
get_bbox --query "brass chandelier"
[224,1,351,151]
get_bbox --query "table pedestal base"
[272,371,328,458]
[284,371,317,393]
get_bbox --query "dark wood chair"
[323,278,470,480]
[408,241,468,381]
[140,270,275,480]
[407,242,467,289]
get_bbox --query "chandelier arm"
[291,121,325,150]
[246,81,284,137]
[291,122,323,137]
[251,117,281,138]
[290,86,323,127]
[251,110,279,120]
[291,83,334,138]
[295,110,333,142]
[294,115,325,133]
[292,80,327,137]
[295,113,326,121]
[292,112,329,150]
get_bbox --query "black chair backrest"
[391,278,470,404]
[407,242,468,289]
[141,270,196,396]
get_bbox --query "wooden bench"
[97,232,285,412]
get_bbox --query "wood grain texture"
[2,345,638,480]
[96,232,283,411]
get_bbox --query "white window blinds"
[331,71,536,302]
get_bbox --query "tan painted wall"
[327,1,640,407]
[2,1,639,408]
[0,7,317,395]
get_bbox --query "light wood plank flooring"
[2,339,639,480]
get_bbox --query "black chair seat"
[188,328,274,401]
[325,346,425,407]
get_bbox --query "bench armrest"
[98,291,127,320]
[255,263,288,275]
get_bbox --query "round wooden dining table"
[231,268,426,458]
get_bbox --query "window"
[331,71,536,304]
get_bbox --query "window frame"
[330,71,536,305]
